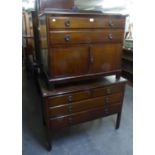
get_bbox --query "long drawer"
[48,16,125,29]
[46,84,124,107]
[48,93,123,117]
[49,104,121,129]
[47,90,91,107]
[49,30,124,45]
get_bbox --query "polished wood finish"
[38,11,126,86]
[90,44,122,73]
[46,84,124,107]
[48,46,89,77]
[49,104,122,129]
[48,16,125,29]
[47,43,122,79]
[38,76,127,150]
[47,90,91,107]
[49,30,124,45]
[92,84,124,97]
[33,1,128,152]
[48,93,123,117]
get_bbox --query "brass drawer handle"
[65,19,70,27]
[108,34,113,40]
[68,95,73,102]
[64,35,71,42]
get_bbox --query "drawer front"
[49,104,121,129]
[47,90,91,107]
[49,30,124,45]
[48,16,125,29]
[48,93,123,117]
[92,84,124,97]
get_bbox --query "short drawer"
[49,30,124,45]
[49,104,122,129]
[48,16,125,29]
[48,93,123,117]
[92,84,124,97]
[46,90,91,107]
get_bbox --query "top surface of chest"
[39,75,127,97]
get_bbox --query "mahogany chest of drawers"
[38,10,126,87]
[38,75,127,150]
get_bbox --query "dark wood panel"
[90,44,122,73]
[49,104,122,129]
[49,30,124,45]
[46,83,124,107]
[48,93,123,117]
[47,70,122,85]
[48,46,89,77]
[38,12,126,86]
[47,90,91,107]
[92,84,124,97]
[48,16,125,29]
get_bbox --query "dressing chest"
[38,10,126,87]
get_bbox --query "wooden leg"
[115,112,121,129]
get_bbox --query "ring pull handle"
[65,19,70,27]
[108,34,113,40]
[64,35,71,42]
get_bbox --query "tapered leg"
[115,112,121,129]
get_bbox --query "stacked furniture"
[35,0,127,151]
